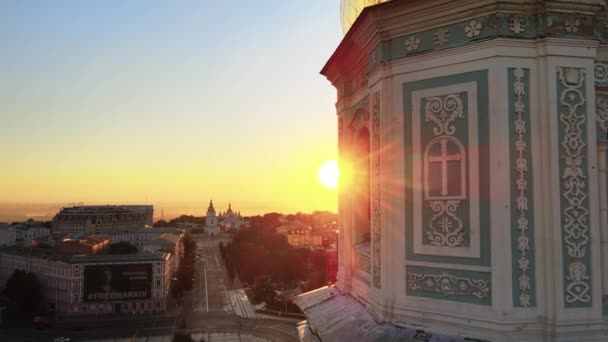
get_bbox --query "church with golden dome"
[219,203,246,230]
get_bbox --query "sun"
[318,160,340,189]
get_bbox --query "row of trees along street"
[172,231,197,301]
[219,213,337,313]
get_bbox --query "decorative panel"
[355,247,371,286]
[556,67,592,308]
[371,92,382,289]
[596,92,608,141]
[385,13,599,63]
[404,70,490,266]
[508,68,536,308]
[406,265,491,306]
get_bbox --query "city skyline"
[0,1,342,220]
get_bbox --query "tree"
[107,242,138,254]
[153,219,169,227]
[3,270,43,314]
[171,332,195,342]
[218,241,225,259]
[173,231,197,294]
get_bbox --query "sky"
[0,1,343,220]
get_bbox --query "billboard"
[83,263,152,302]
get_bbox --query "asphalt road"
[0,234,300,342]
[193,235,232,314]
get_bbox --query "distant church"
[218,203,245,230]
[203,200,219,236]
[294,1,608,341]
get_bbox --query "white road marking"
[204,262,209,313]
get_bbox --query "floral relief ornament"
[509,16,526,34]
[424,94,464,136]
[407,272,490,299]
[433,28,449,46]
[594,63,608,84]
[512,67,532,307]
[464,20,482,38]
[405,35,420,52]
[565,17,581,33]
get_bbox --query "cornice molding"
[323,1,605,93]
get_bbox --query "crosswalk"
[224,289,263,319]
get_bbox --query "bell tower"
[204,200,219,236]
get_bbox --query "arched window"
[353,126,371,244]
[424,136,466,200]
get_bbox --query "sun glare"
[318,160,339,189]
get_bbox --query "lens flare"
[318,160,340,189]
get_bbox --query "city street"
[0,234,299,342]
[193,235,232,314]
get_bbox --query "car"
[33,316,51,329]
[54,338,70,342]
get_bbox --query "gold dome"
[340,0,393,35]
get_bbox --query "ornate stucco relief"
[356,251,371,275]
[405,71,489,266]
[371,92,382,289]
[406,266,491,305]
[510,67,535,308]
[594,63,608,85]
[596,94,608,136]
[423,94,467,248]
[557,67,592,307]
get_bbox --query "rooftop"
[97,227,183,235]
[0,246,76,263]
[70,251,171,264]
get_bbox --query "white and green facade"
[295,1,608,341]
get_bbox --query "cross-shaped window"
[424,136,466,199]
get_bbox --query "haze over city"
[0,1,342,221]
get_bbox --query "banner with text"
[83,263,152,302]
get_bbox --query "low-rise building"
[0,224,50,247]
[16,226,51,246]
[175,221,202,230]
[59,234,110,255]
[51,205,154,233]
[0,225,17,247]
[98,227,183,251]
[0,248,173,315]
[287,229,323,249]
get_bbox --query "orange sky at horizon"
[0,1,342,219]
